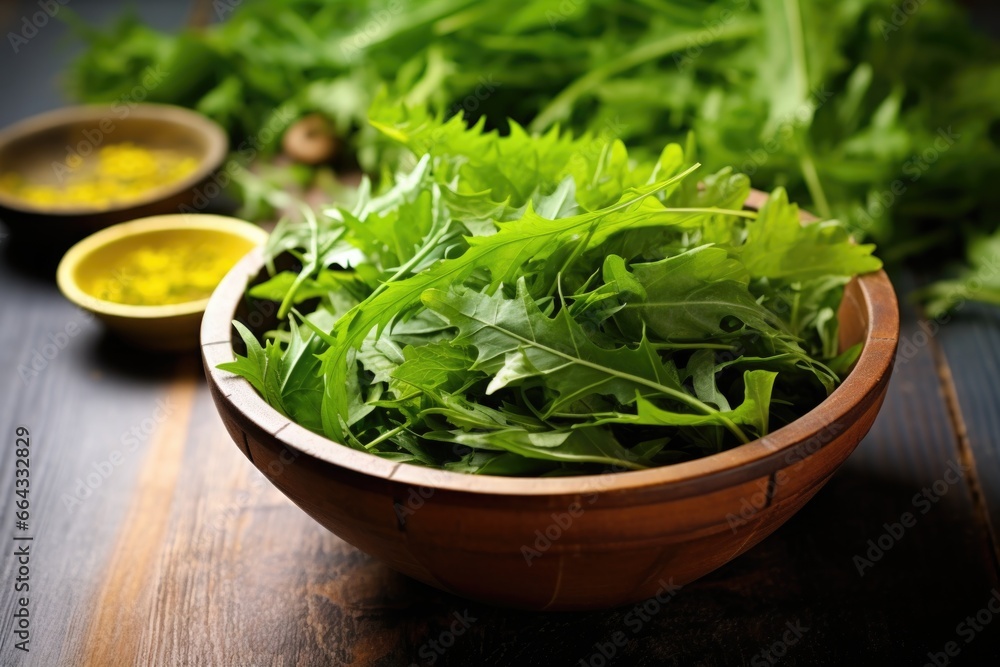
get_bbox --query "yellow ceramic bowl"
[57,214,268,351]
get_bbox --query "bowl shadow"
[294,459,998,666]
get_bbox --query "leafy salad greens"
[219,102,882,476]
[65,0,998,312]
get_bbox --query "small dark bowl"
[0,104,228,256]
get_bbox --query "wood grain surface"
[1,1,999,665]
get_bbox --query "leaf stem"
[783,0,809,105]
[472,317,751,443]
[369,193,453,302]
[551,214,601,292]
[364,424,407,450]
[647,341,738,351]
[547,166,707,289]
[530,20,759,132]
[798,151,832,219]
[661,207,758,219]
[277,203,321,319]
[780,0,832,220]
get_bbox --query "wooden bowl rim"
[202,190,899,497]
[0,103,228,216]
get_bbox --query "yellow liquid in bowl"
[76,229,256,307]
[0,142,199,210]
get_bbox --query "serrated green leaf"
[594,370,777,440]
[622,245,786,340]
[422,279,751,441]
[742,188,882,282]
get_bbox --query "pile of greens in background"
[65,0,999,311]
[219,101,881,475]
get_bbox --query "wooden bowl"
[0,104,227,253]
[201,191,899,610]
[58,214,267,352]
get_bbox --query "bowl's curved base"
[208,373,889,611]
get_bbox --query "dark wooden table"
[1,2,998,665]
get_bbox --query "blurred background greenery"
[3,0,999,313]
